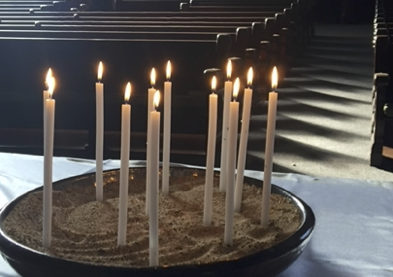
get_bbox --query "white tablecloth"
[0,152,392,277]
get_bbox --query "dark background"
[314,0,375,24]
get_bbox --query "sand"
[3,168,301,267]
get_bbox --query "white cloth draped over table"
[0,152,392,277]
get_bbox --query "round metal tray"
[0,167,315,277]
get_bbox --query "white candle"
[118,82,131,246]
[261,66,278,227]
[162,61,172,195]
[234,68,253,213]
[203,76,218,226]
[43,76,55,249]
[146,68,156,215]
[219,60,232,192]
[149,91,160,266]
[224,78,239,246]
[96,61,104,201]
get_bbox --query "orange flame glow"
[226,60,232,80]
[154,90,160,110]
[97,61,103,81]
[47,77,55,98]
[166,61,171,80]
[150,68,156,87]
[124,82,131,103]
[45,68,52,88]
[233,78,240,101]
[247,67,253,86]
[272,66,278,91]
[211,76,217,92]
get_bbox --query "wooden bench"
[0,32,232,159]
[0,0,305,163]
[371,0,393,171]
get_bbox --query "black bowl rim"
[0,167,315,275]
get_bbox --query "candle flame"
[47,76,55,98]
[154,90,160,110]
[166,60,171,80]
[272,66,278,91]
[233,78,240,101]
[124,82,131,103]
[247,67,253,86]
[97,61,103,81]
[150,68,156,87]
[45,68,52,88]
[226,60,232,79]
[211,76,217,92]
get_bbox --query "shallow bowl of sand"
[0,167,314,277]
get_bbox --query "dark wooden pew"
[0,20,291,88]
[0,0,78,11]
[181,4,292,12]
[0,0,54,2]
[0,9,295,71]
[0,10,281,18]
[0,32,232,160]
[0,0,303,162]
[113,0,185,11]
[0,7,297,77]
[114,0,293,10]
[371,0,393,171]
[188,0,293,4]
[0,4,299,54]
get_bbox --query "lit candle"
[149,91,160,266]
[43,68,52,112]
[224,78,239,246]
[43,76,55,249]
[234,68,253,213]
[203,76,218,226]
[146,68,156,215]
[219,60,233,192]
[118,82,131,246]
[261,66,278,227]
[162,61,172,195]
[43,69,52,132]
[96,61,104,201]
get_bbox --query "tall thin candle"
[219,60,232,192]
[224,78,239,246]
[261,66,278,227]
[162,61,172,195]
[146,68,156,215]
[203,76,218,226]
[118,82,131,246]
[96,61,104,201]
[43,76,55,249]
[234,68,253,212]
[149,91,160,266]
